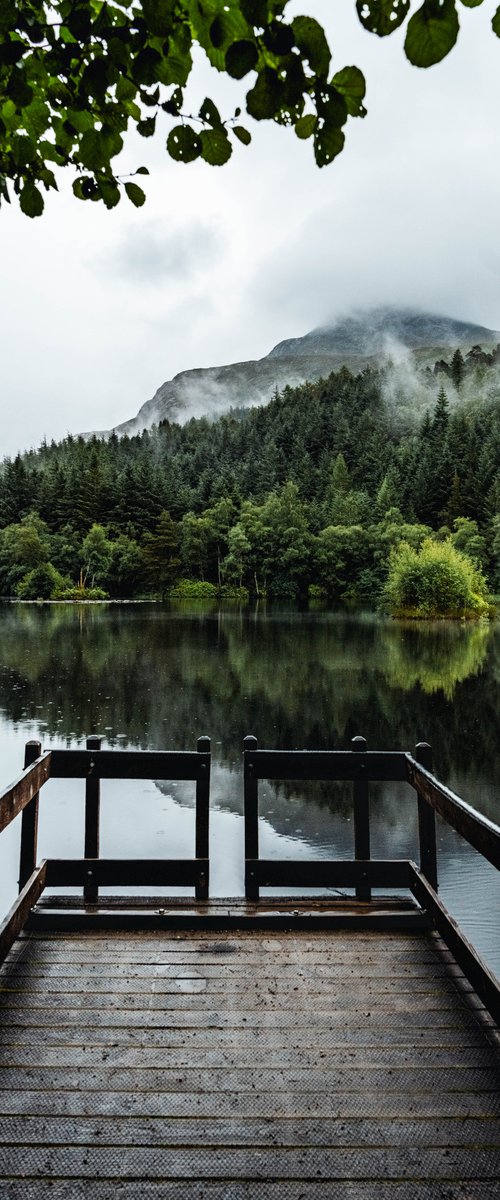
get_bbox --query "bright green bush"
[16,563,70,600]
[383,538,491,619]
[170,579,218,600]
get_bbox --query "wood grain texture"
[0,928,499,1194]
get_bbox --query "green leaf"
[356,0,410,37]
[137,116,156,136]
[166,124,202,162]
[66,109,94,134]
[1,99,17,130]
[11,134,37,167]
[135,166,150,175]
[79,128,106,170]
[142,0,174,36]
[225,40,259,79]
[317,87,348,129]
[200,127,232,165]
[263,20,295,55]
[124,178,146,205]
[332,66,367,117]
[459,0,483,7]
[246,68,283,120]
[314,121,345,166]
[20,181,44,217]
[24,99,50,138]
[99,177,121,208]
[294,113,316,139]
[291,17,331,76]
[0,0,16,34]
[404,0,459,67]
[240,0,267,26]
[116,76,137,102]
[492,5,500,34]
[233,124,251,145]
[199,98,222,127]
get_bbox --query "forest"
[1,346,500,613]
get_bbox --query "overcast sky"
[1,0,500,458]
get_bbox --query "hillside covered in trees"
[2,348,500,610]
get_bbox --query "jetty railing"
[1,732,500,1021]
[243,733,500,1021]
[0,735,210,961]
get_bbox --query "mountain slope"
[95,307,500,439]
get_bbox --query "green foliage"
[170,578,219,599]
[0,0,492,212]
[16,561,69,599]
[384,538,490,619]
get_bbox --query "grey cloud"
[99,219,222,284]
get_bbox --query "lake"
[0,601,499,975]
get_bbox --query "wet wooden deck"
[1,926,500,1198]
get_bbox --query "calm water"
[0,602,499,975]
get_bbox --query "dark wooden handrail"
[0,751,52,835]
[406,754,500,870]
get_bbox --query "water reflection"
[0,603,499,973]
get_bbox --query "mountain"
[95,307,500,439]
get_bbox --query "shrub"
[383,538,491,619]
[16,563,70,600]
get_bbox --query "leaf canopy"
[0,0,493,214]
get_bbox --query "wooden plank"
[45,859,209,888]
[246,859,411,889]
[0,1145,499,1180]
[406,756,500,869]
[0,1086,498,1121]
[0,1022,487,1047]
[409,863,500,1023]
[1,1184,500,1200]
[0,753,51,834]
[26,908,429,933]
[1,1113,499,1148]
[0,864,47,966]
[244,748,408,782]
[1,1065,498,1092]
[1,1044,495,1070]
[49,749,210,781]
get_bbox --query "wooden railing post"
[415,741,438,891]
[195,736,210,901]
[84,735,101,904]
[244,735,259,901]
[352,735,371,901]
[18,740,42,892]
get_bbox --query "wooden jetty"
[0,734,500,1196]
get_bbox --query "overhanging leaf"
[404,0,460,67]
[246,68,283,119]
[492,5,500,34]
[166,124,202,162]
[225,40,259,79]
[200,127,232,164]
[294,113,316,139]
[332,67,367,117]
[125,180,146,206]
[356,0,410,37]
[20,181,44,217]
[291,16,331,76]
[314,122,345,166]
[233,124,251,144]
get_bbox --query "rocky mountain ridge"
[91,307,500,439]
